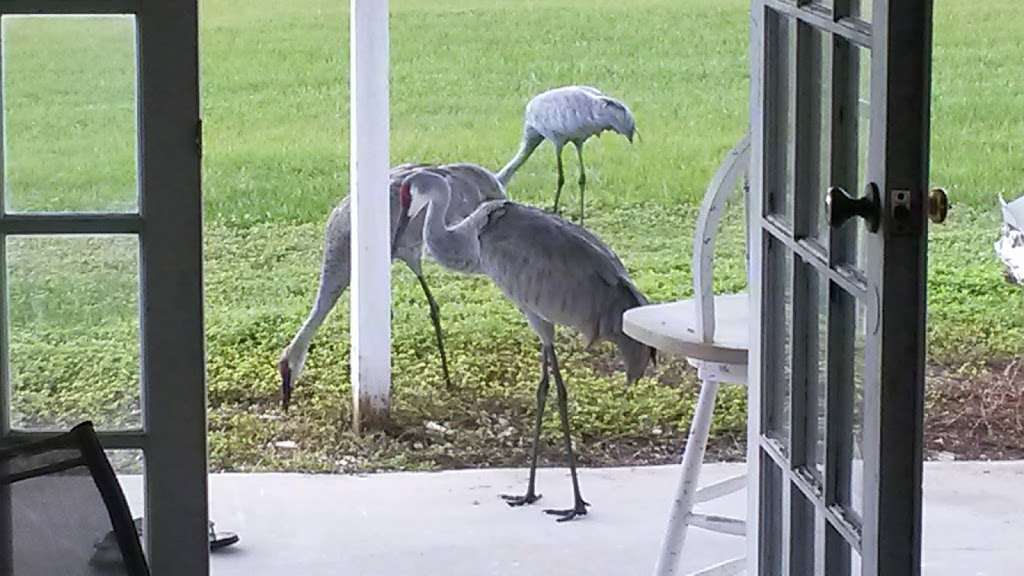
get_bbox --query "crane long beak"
[630,128,641,144]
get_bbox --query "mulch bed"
[583,360,1024,467]
[925,360,1024,461]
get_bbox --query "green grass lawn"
[4,0,1024,471]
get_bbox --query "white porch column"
[350,0,390,432]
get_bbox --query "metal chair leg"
[653,378,721,576]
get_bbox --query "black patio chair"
[0,421,150,576]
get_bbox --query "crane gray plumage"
[278,163,505,409]
[399,171,655,521]
[497,85,637,224]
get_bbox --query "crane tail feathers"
[610,278,655,385]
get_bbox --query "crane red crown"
[400,181,412,209]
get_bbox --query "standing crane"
[398,170,655,521]
[496,85,637,224]
[278,163,505,409]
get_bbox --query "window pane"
[828,40,871,278]
[806,270,828,480]
[792,256,825,476]
[765,10,795,229]
[108,449,145,543]
[6,235,141,430]
[848,297,867,521]
[826,281,866,523]
[853,45,871,277]
[824,522,853,576]
[794,22,828,245]
[789,485,815,573]
[107,449,144,476]
[2,15,138,213]
[761,458,785,575]
[851,0,872,22]
[764,233,793,450]
[816,29,832,242]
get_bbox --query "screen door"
[747,0,934,574]
[0,1,206,574]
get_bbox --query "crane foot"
[543,499,590,522]
[500,492,542,507]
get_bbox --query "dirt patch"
[209,358,1023,474]
[374,360,1024,471]
[925,360,1024,461]
[443,359,1024,469]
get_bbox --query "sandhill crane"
[398,170,655,521]
[496,85,636,225]
[278,163,505,409]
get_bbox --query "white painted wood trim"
[687,556,746,576]
[691,359,749,386]
[624,296,749,366]
[746,0,767,571]
[695,473,748,504]
[653,378,721,576]
[689,513,747,537]
[136,3,208,573]
[693,135,751,343]
[349,0,391,432]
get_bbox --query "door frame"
[747,1,934,574]
[0,2,207,574]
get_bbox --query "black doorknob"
[826,183,880,232]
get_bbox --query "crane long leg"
[415,272,453,390]
[574,142,587,225]
[543,346,590,522]
[500,345,551,507]
[552,145,566,215]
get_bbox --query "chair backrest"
[0,422,150,576]
[692,134,751,344]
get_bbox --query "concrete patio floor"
[127,461,1024,575]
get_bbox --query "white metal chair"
[623,134,751,576]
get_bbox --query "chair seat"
[622,293,748,365]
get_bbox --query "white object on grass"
[995,193,1024,284]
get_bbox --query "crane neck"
[496,154,525,187]
[420,182,483,274]
[422,183,452,240]
[497,131,542,187]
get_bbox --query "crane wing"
[525,87,608,142]
[478,203,645,344]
